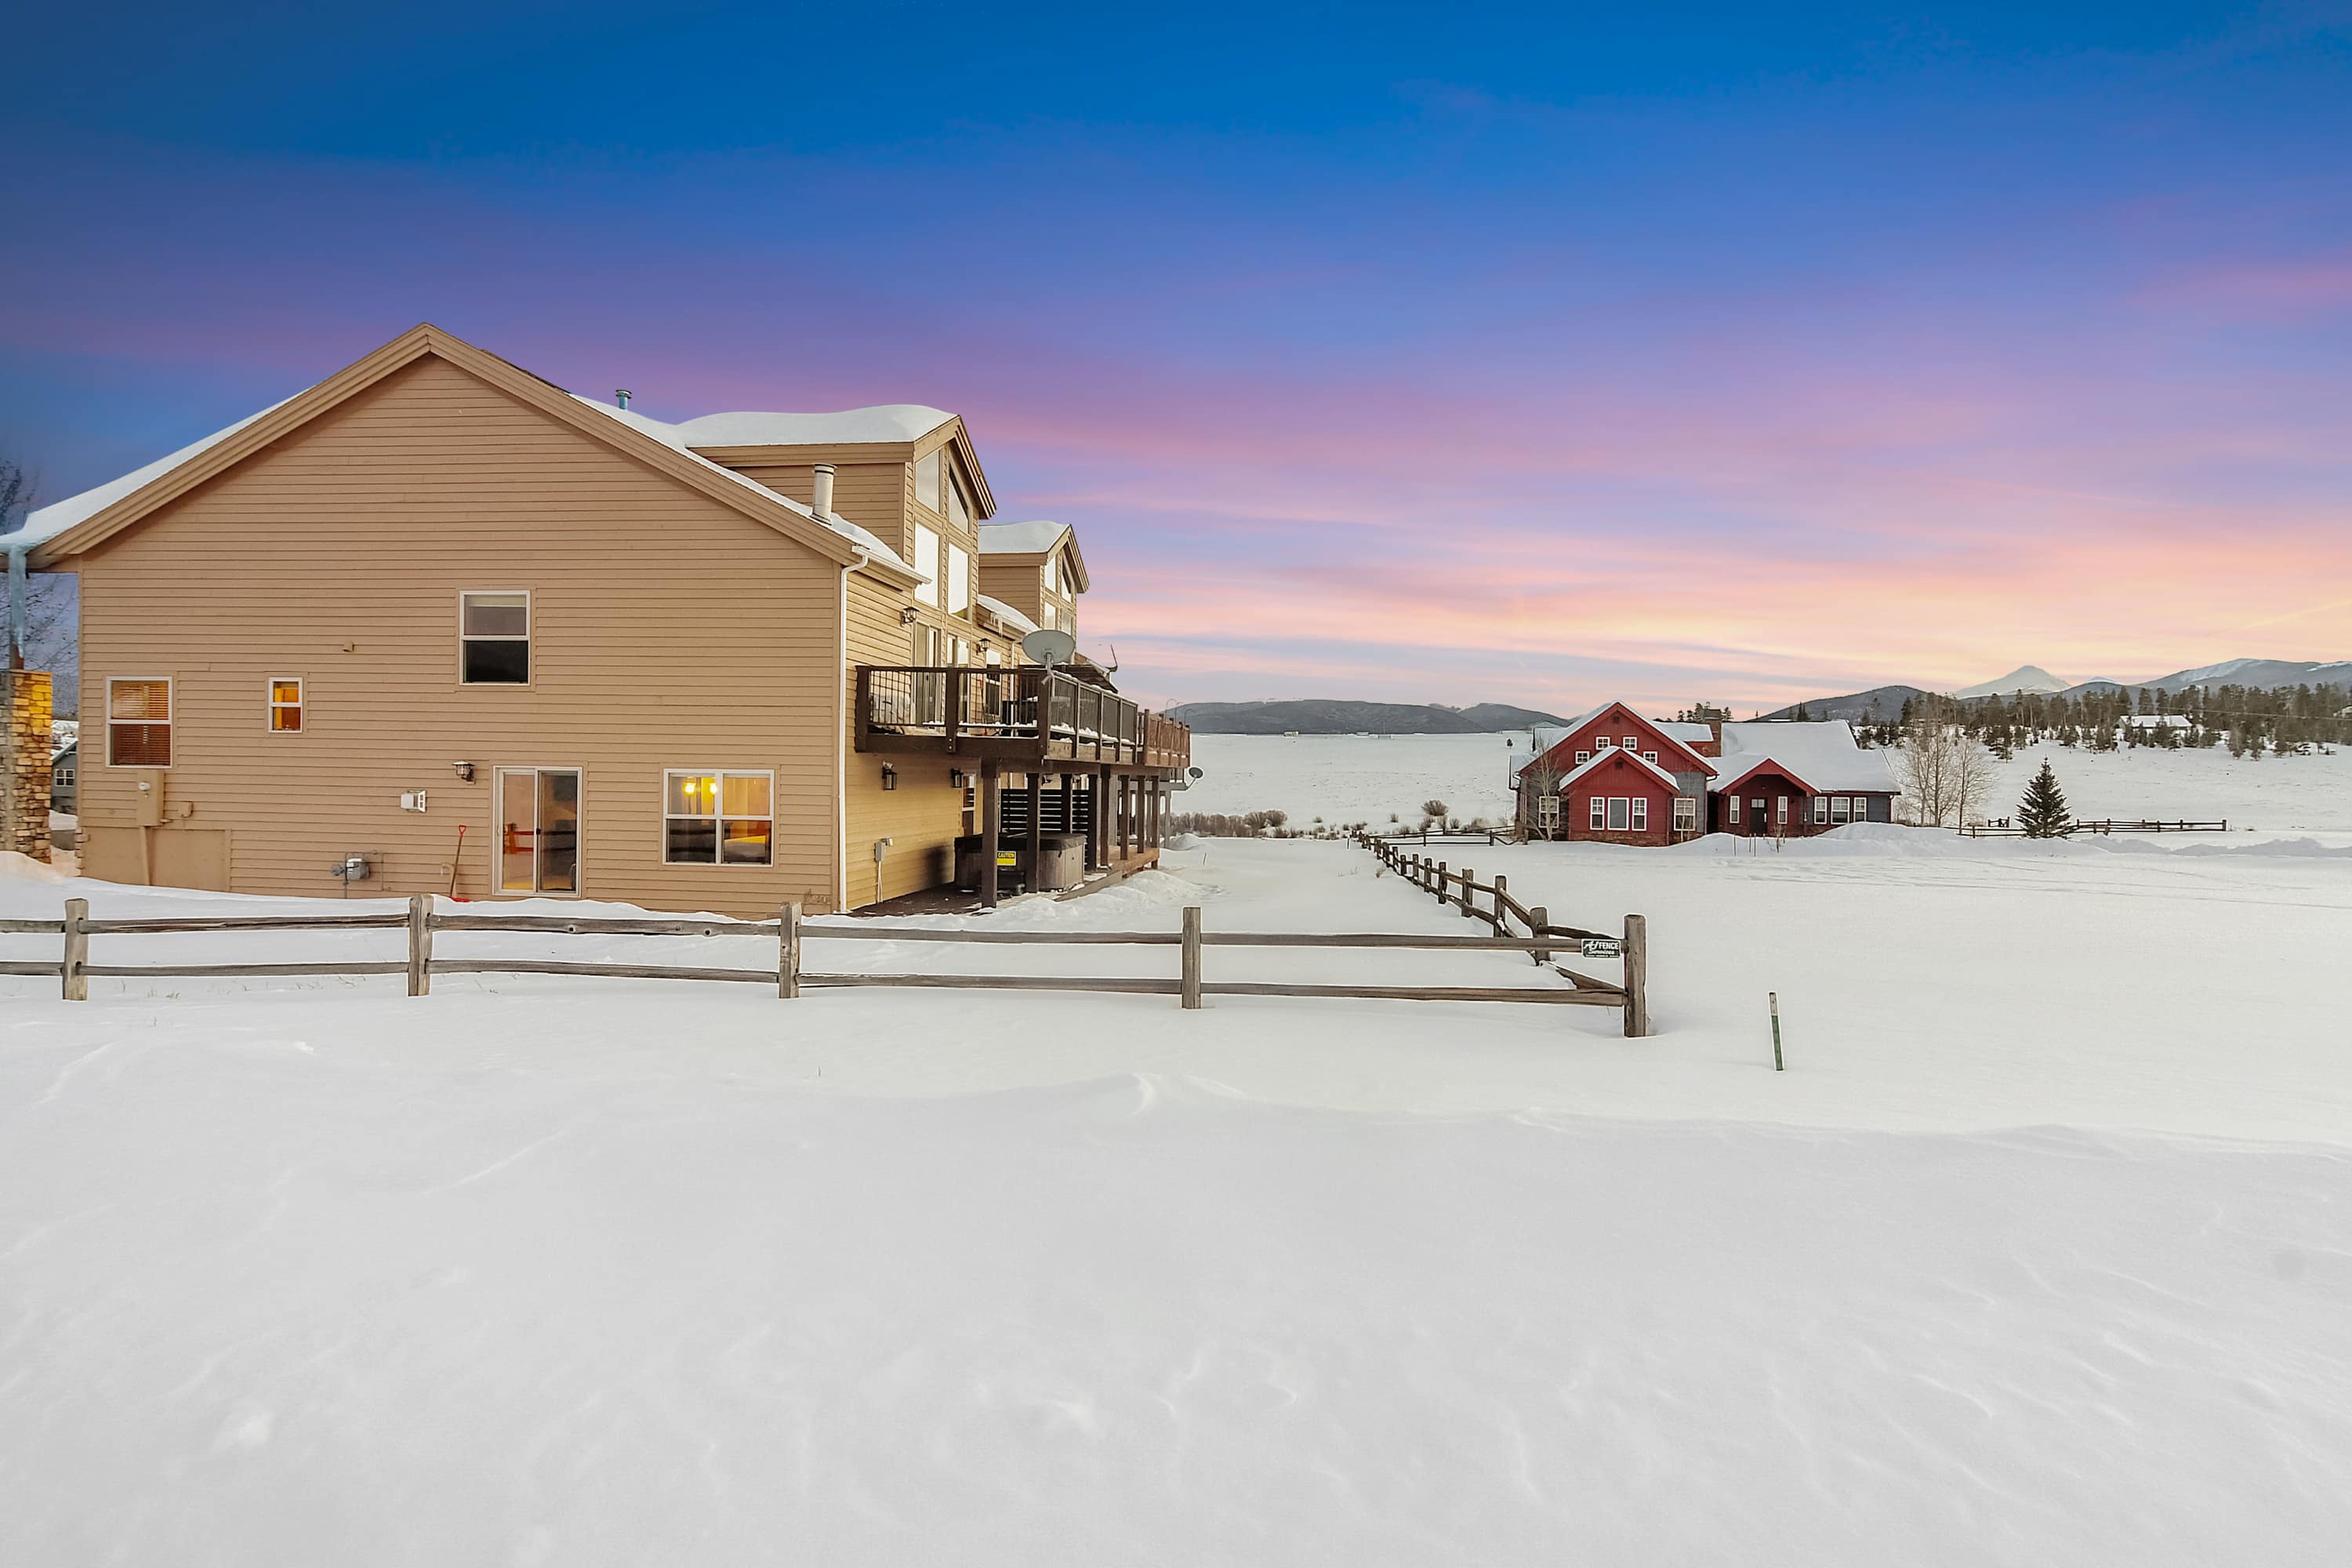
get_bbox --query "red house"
[1514,701,1711,840]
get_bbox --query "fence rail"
[1354,833,1648,1036]
[1958,818,2230,838]
[9,895,1619,1022]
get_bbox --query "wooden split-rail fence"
[2,893,1633,1025]
[1958,818,2229,838]
[1356,833,1648,1036]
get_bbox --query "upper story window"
[1042,554,1059,597]
[915,449,942,514]
[912,524,940,606]
[460,591,530,684]
[947,474,971,532]
[269,678,303,732]
[946,543,971,615]
[107,677,172,767]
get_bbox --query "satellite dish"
[1189,766,1203,780]
[1020,629,1077,669]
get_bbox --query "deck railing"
[858,665,1190,770]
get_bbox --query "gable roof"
[974,594,1037,636]
[1517,700,1714,780]
[978,520,1089,593]
[15,325,920,586]
[1708,720,1897,795]
[1559,746,1685,792]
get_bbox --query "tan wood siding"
[71,354,846,919]
[841,574,970,903]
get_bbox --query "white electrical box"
[400,790,429,812]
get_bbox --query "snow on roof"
[1658,721,1715,743]
[978,520,1072,555]
[1559,746,1685,792]
[1711,720,1896,794]
[9,396,302,554]
[566,398,911,570]
[975,594,1037,635]
[666,406,956,448]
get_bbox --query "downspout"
[837,544,869,915]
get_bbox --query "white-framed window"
[1607,797,1630,831]
[1621,735,1637,749]
[1630,797,1649,831]
[948,474,971,532]
[1589,796,1606,829]
[662,770,775,866]
[946,544,971,615]
[915,449,942,514]
[912,524,940,606]
[460,590,531,684]
[1777,795,1789,826]
[1642,750,1657,764]
[1813,796,1828,824]
[1728,794,1742,823]
[1535,793,1561,829]
[107,677,173,767]
[1673,797,1697,833]
[1595,736,1613,750]
[1573,750,1589,764]
[1831,796,1852,824]
[267,677,303,733]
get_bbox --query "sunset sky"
[5,2,2349,713]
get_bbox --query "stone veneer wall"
[1,669,53,862]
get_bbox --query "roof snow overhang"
[23,324,922,590]
[978,520,1088,593]
[1710,757,1823,797]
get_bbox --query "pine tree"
[2016,760,2073,838]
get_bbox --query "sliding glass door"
[495,767,582,895]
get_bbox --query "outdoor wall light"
[451,760,476,782]
[882,764,898,790]
[900,606,920,625]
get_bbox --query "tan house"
[13,324,1188,918]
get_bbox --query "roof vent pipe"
[811,463,837,520]
[615,388,633,410]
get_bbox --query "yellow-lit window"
[663,770,774,865]
[269,678,303,732]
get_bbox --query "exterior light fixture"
[881,764,898,791]
[451,760,476,782]
[900,607,920,626]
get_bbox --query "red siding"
[1563,751,1678,846]
[1530,702,1706,780]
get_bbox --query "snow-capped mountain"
[1950,666,2071,698]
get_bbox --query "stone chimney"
[0,669,53,862]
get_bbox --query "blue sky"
[5,2,2350,710]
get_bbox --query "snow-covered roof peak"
[666,406,956,448]
[978,520,1073,555]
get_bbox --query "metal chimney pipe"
[615,388,633,410]
[811,463,837,519]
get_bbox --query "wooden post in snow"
[1622,913,1648,1038]
[780,902,801,1000]
[1461,868,1475,917]
[1180,906,1203,1010]
[1491,874,1508,935]
[1769,990,1783,1071]
[407,894,431,996]
[61,896,88,1001]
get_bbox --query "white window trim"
[267,676,305,735]
[912,525,941,607]
[1673,797,1698,830]
[1535,793,1562,827]
[106,675,175,769]
[459,589,533,688]
[1595,736,1613,749]
[1588,795,1606,829]
[488,764,586,898]
[1607,796,1631,831]
[1573,750,1589,765]
[1642,750,1657,764]
[660,768,778,868]
[1728,794,1741,823]
[1777,795,1789,826]
[1630,797,1650,831]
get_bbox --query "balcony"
[856,666,1191,773]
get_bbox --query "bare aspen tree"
[1898,716,1993,827]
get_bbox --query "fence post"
[407,894,431,997]
[1530,905,1548,967]
[1461,868,1475,917]
[1622,913,1648,1038]
[1181,905,1203,1010]
[62,897,89,1001]
[779,902,801,1000]
[1436,862,1447,905]
[1491,874,1508,935]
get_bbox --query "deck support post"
[1026,771,1043,892]
[979,759,1002,909]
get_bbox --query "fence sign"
[1580,938,1623,959]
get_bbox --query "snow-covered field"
[1185,731,2352,839]
[5,750,2352,1563]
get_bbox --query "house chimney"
[1708,717,1724,754]
[811,463,837,519]
[614,388,633,410]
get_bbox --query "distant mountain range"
[1167,699,1566,735]
[1762,658,2352,721]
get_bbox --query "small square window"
[268,678,303,732]
[1574,750,1589,764]
[1642,750,1657,764]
